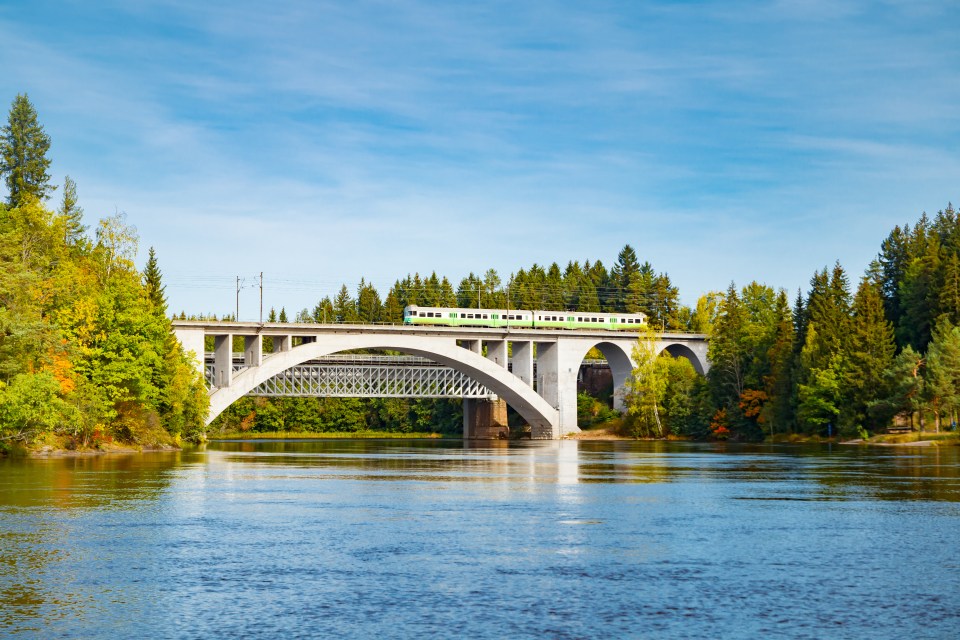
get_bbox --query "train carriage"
[403,306,533,329]
[403,306,646,330]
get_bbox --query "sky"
[1,0,958,319]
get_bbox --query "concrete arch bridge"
[173,321,709,440]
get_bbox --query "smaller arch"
[659,342,706,375]
[569,340,636,412]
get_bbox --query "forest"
[2,91,958,447]
[0,94,208,452]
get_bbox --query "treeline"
[181,244,690,331]
[0,93,207,451]
[641,204,960,441]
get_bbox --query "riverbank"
[770,432,960,447]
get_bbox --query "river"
[2,440,959,639]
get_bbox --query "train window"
[409,311,417,316]
[577,317,582,322]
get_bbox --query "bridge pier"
[214,334,233,387]
[463,397,509,439]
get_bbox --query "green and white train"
[402,306,647,330]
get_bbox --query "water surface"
[2,440,959,639]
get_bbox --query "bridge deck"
[174,320,705,342]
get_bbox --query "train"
[402,305,647,330]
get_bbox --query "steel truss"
[205,355,495,399]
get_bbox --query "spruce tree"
[142,246,167,311]
[845,278,896,431]
[926,320,960,430]
[1,94,54,206]
[58,175,86,245]
[612,244,640,296]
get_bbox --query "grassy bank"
[767,431,960,446]
[209,430,450,440]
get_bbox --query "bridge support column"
[214,334,233,387]
[460,340,481,354]
[511,341,533,387]
[173,327,205,376]
[486,340,507,368]
[535,341,581,439]
[463,398,508,439]
[274,335,291,353]
[463,398,475,439]
[244,335,262,367]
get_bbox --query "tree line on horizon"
[0,93,208,451]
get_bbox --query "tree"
[1,94,54,206]
[925,320,960,431]
[869,346,924,429]
[59,175,86,246]
[142,246,167,312]
[611,244,640,312]
[797,354,843,435]
[844,278,896,432]
[624,325,667,437]
[333,284,357,323]
[356,278,381,323]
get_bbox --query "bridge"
[173,321,709,439]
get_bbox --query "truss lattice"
[205,356,495,399]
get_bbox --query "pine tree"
[58,175,86,245]
[925,319,960,431]
[142,246,167,311]
[356,278,381,323]
[1,94,54,206]
[278,307,288,323]
[543,263,564,309]
[333,284,357,323]
[311,297,333,323]
[899,234,942,351]
[763,290,795,433]
[844,278,896,431]
[939,252,960,326]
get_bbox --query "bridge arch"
[567,340,635,411]
[658,341,707,375]
[206,334,559,432]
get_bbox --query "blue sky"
[2,0,958,319]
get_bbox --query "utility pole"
[236,276,240,321]
[259,272,264,324]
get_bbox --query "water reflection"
[200,439,960,501]
[1,441,960,639]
